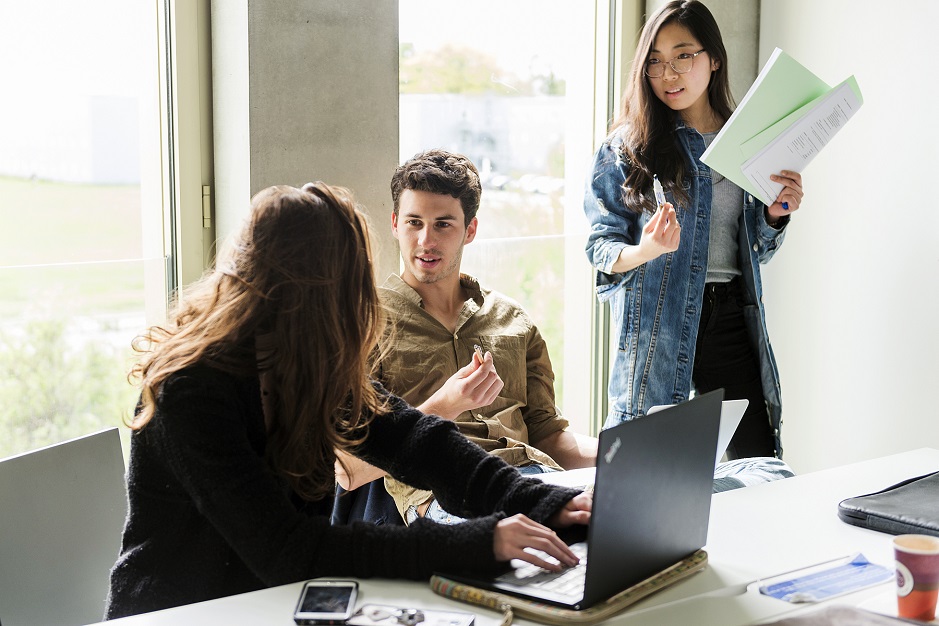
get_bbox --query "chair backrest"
[0,428,127,626]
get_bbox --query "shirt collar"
[380,273,485,309]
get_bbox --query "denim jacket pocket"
[611,286,636,353]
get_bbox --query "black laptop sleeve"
[837,471,939,537]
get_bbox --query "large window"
[0,0,164,456]
[399,1,607,434]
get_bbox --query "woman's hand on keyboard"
[547,492,592,529]
[493,514,580,571]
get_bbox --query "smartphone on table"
[293,579,359,625]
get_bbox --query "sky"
[0,0,149,98]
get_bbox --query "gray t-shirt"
[702,131,743,284]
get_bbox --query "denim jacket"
[584,120,788,456]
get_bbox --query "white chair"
[0,428,127,626]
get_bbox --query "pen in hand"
[653,175,666,209]
[653,175,673,225]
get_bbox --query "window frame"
[158,0,215,318]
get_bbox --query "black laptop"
[438,389,723,611]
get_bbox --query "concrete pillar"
[211,0,400,278]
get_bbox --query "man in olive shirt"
[336,149,597,524]
[379,272,595,523]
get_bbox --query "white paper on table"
[740,78,862,206]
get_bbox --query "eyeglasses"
[644,50,706,78]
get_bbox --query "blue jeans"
[712,457,794,493]
[408,463,558,526]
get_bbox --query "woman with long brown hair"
[106,182,589,619]
[584,1,805,459]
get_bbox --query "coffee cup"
[894,534,939,621]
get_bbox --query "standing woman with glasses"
[584,0,804,459]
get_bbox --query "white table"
[93,448,939,626]
[600,447,939,625]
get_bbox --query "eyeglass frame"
[644,50,707,78]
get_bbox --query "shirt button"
[752,244,758,252]
[747,194,753,203]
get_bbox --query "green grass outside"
[1,176,145,457]
[0,175,146,319]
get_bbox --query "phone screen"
[300,585,354,613]
[295,581,358,625]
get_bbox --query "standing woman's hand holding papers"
[766,169,805,226]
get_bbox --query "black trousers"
[692,277,776,459]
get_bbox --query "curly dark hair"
[390,149,482,225]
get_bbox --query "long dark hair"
[129,183,388,500]
[612,0,734,213]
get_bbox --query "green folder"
[701,48,862,205]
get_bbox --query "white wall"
[759,0,939,473]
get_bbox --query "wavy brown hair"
[128,182,388,500]
[613,0,734,214]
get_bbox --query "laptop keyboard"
[495,542,588,600]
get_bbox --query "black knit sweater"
[105,365,578,619]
